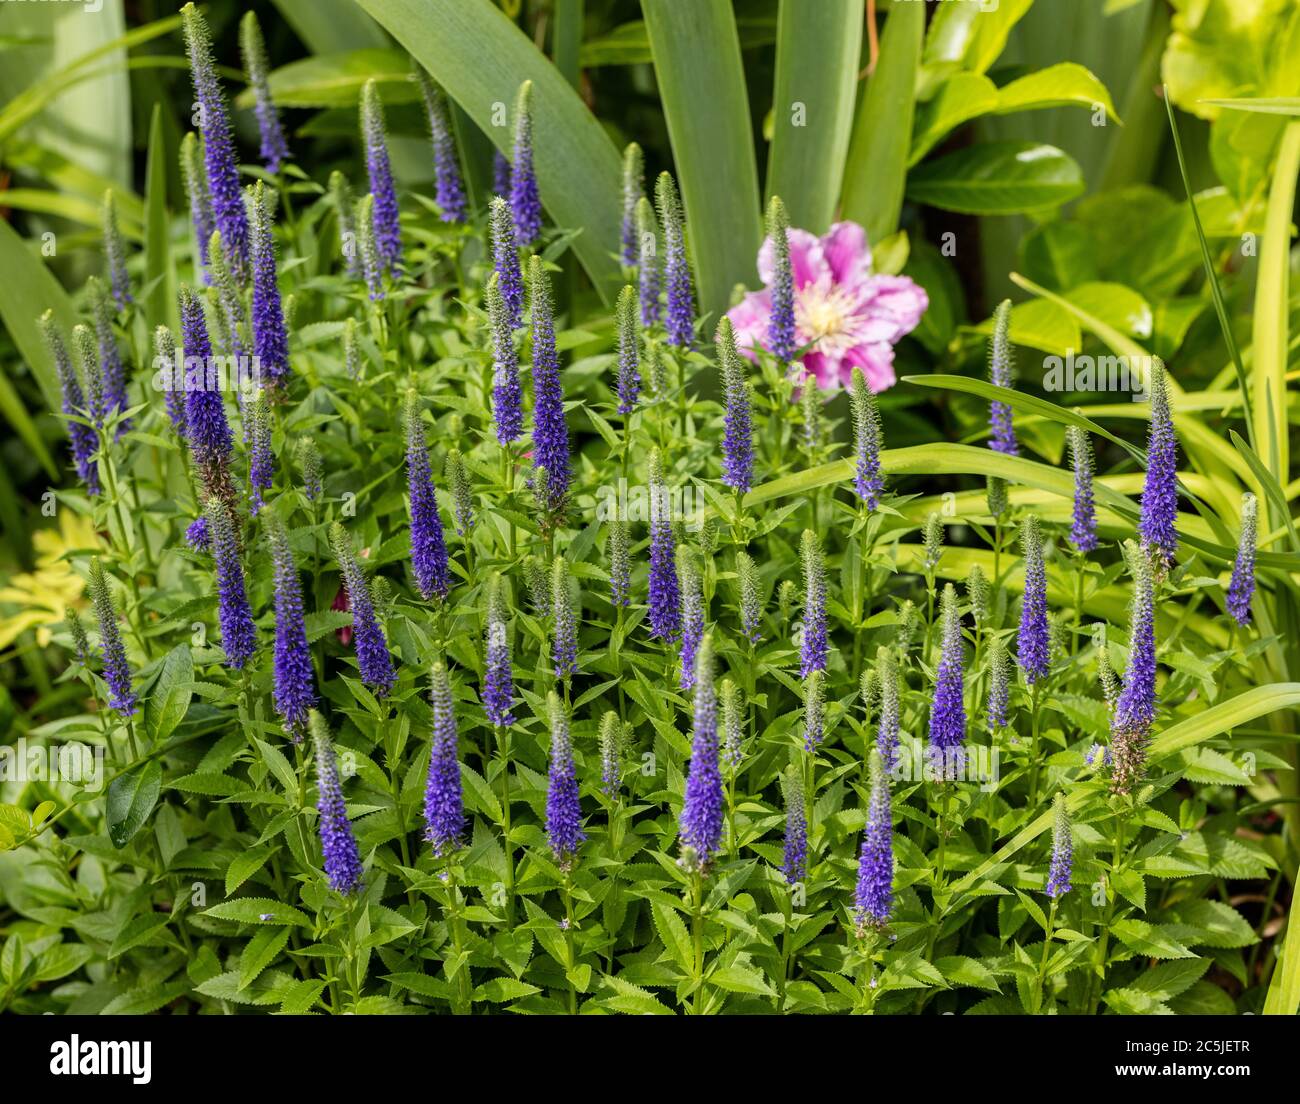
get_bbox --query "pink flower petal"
[820,221,873,290]
[801,349,839,390]
[855,274,929,337]
[726,289,772,361]
[758,228,826,290]
[843,342,898,392]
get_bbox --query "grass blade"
[142,102,176,332]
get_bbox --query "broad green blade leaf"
[107,760,163,849]
[142,102,175,332]
[233,49,415,110]
[354,0,623,303]
[0,217,79,414]
[766,0,863,233]
[910,72,999,167]
[993,62,1121,122]
[553,0,583,89]
[1264,865,1300,1014]
[271,0,389,55]
[641,0,763,324]
[1251,122,1300,502]
[1009,271,1153,368]
[841,0,923,243]
[1201,97,1300,116]
[906,142,1085,216]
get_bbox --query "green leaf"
[1264,858,1300,1014]
[708,963,775,997]
[145,644,193,746]
[993,62,1120,121]
[766,0,863,233]
[1110,919,1197,960]
[106,760,162,849]
[141,102,174,331]
[235,49,415,110]
[270,0,388,55]
[1164,900,1258,949]
[910,72,999,166]
[355,0,623,303]
[225,846,275,897]
[239,926,291,990]
[1130,958,1210,1001]
[0,217,79,414]
[204,898,311,928]
[472,977,541,1003]
[651,901,694,976]
[641,0,763,323]
[841,0,923,242]
[906,142,1085,216]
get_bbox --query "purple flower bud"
[425,662,465,857]
[599,711,623,800]
[1044,792,1073,898]
[615,285,641,416]
[509,81,542,245]
[1111,542,1156,794]
[677,547,704,690]
[310,711,364,894]
[803,668,825,752]
[621,143,643,267]
[1016,515,1050,684]
[246,389,274,515]
[854,753,893,932]
[875,647,900,771]
[850,366,884,508]
[249,182,290,392]
[636,197,661,327]
[608,517,630,608]
[181,132,215,282]
[528,255,570,517]
[182,3,250,277]
[239,12,289,174]
[268,517,315,739]
[716,318,754,494]
[781,767,807,886]
[360,80,402,277]
[545,691,584,867]
[799,530,828,677]
[416,70,467,223]
[928,585,965,771]
[89,558,135,716]
[1138,359,1178,570]
[987,634,1009,731]
[88,277,129,436]
[655,172,694,349]
[186,516,210,552]
[765,197,795,366]
[486,274,523,445]
[102,191,132,310]
[153,326,186,440]
[551,556,579,680]
[179,286,234,474]
[481,576,515,728]
[679,634,722,871]
[208,496,257,669]
[42,313,99,495]
[1067,426,1098,553]
[1227,492,1257,627]
[987,299,1018,456]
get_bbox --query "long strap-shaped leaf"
[641,0,763,325]
[354,0,623,304]
[766,0,863,233]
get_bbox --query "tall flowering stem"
[1110,542,1156,795]
[635,197,661,327]
[360,80,402,276]
[268,517,316,739]
[489,198,524,331]
[179,286,238,518]
[647,448,681,642]
[854,751,893,934]
[43,313,99,494]
[928,584,966,776]
[404,391,450,602]
[249,181,291,392]
[716,318,754,495]
[615,285,641,416]
[153,325,186,440]
[330,522,396,697]
[88,277,128,435]
[482,575,515,728]
[240,12,289,173]
[988,299,1017,455]
[486,275,523,445]
[545,691,584,866]
[1138,358,1178,572]
[89,558,135,718]
[875,647,900,772]
[1066,426,1098,553]
[207,496,256,669]
[1227,492,1257,628]
[677,547,704,690]
[765,196,795,367]
[528,255,571,520]
[849,366,884,508]
[655,172,694,348]
[1016,515,1050,685]
[509,81,543,245]
[621,142,643,266]
[180,131,214,279]
[608,518,630,609]
[309,711,364,895]
[182,3,250,276]
[781,766,808,886]
[799,529,828,677]
[679,633,722,872]
[246,388,274,514]
[551,556,579,680]
[416,69,467,223]
[102,190,132,310]
[425,662,465,857]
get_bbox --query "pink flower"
[726,221,928,391]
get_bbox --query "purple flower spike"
[102,191,132,310]
[1138,359,1178,571]
[550,556,579,680]
[249,182,291,392]
[545,692,584,868]
[615,285,641,416]
[42,313,99,495]
[655,172,694,349]
[875,647,900,772]
[489,198,524,332]
[425,662,465,858]
[1227,492,1257,627]
[781,767,808,886]
[246,388,274,515]
[1110,542,1156,795]
[509,81,542,246]
[636,197,661,327]
[416,70,467,223]
[765,197,795,366]
[799,529,828,677]
[486,276,523,446]
[608,518,630,609]
[240,13,289,174]
[1016,515,1050,684]
[716,318,754,494]
[736,550,762,644]
[528,255,571,517]
[360,80,402,276]
[182,3,250,277]
[482,576,515,729]
[1067,426,1098,553]
[850,366,884,508]
[207,497,257,669]
[186,516,210,552]
[268,518,316,739]
[621,143,643,267]
[181,132,215,281]
[310,711,364,895]
[88,277,129,436]
[988,299,1018,456]
[153,326,186,440]
[647,448,681,642]
[331,522,396,697]
[1044,792,1073,898]
[88,559,135,716]
[677,547,704,691]
[928,584,966,775]
[854,753,893,933]
[403,391,450,602]
[599,712,623,800]
[987,635,1009,732]
[679,634,723,873]
[803,669,825,753]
